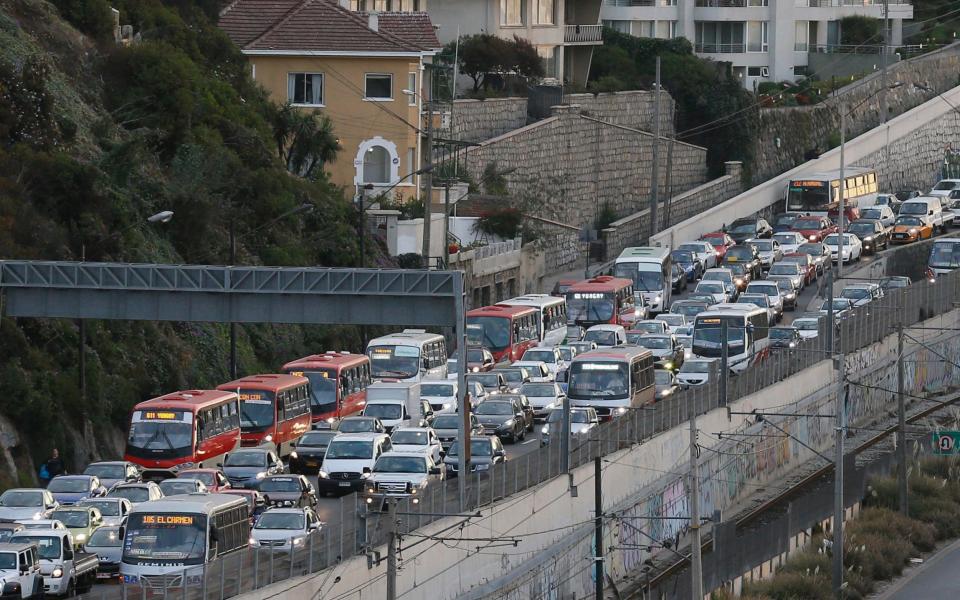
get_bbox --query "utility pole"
[594,456,604,600]
[881,0,890,125]
[719,320,729,407]
[420,100,434,268]
[897,318,908,516]
[229,216,238,380]
[79,244,87,429]
[829,269,845,598]
[443,181,451,268]
[689,397,704,600]
[648,56,661,242]
[386,498,398,600]
[837,108,846,280]
[561,388,571,474]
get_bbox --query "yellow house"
[219,0,440,198]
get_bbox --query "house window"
[634,20,654,38]
[372,0,388,10]
[408,73,417,105]
[287,73,324,106]
[365,74,393,100]
[537,46,558,78]
[534,0,554,25]
[794,21,809,51]
[363,146,391,183]
[407,147,415,175]
[501,0,524,26]
[745,21,768,52]
[696,21,745,53]
[655,20,674,39]
[602,20,631,34]
[747,66,767,77]
[394,0,420,9]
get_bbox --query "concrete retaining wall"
[653,83,960,249]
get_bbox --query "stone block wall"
[752,43,960,184]
[450,98,529,144]
[460,104,708,270]
[601,161,744,260]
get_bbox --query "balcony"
[800,0,909,6]
[564,24,603,44]
[696,0,767,6]
[695,42,746,53]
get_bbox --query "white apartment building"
[601,0,912,88]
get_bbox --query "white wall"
[395,213,446,257]
[651,83,960,249]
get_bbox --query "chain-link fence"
[78,270,960,600]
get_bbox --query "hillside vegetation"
[0,0,367,479]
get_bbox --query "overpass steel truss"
[0,261,463,327]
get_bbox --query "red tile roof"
[219,0,438,54]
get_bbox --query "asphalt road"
[875,538,960,599]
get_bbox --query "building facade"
[219,0,440,198]
[601,0,912,88]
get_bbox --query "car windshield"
[823,234,857,245]
[88,528,121,547]
[0,491,42,507]
[934,181,958,190]
[180,472,216,487]
[420,384,454,397]
[392,430,428,445]
[84,464,125,480]
[841,288,871,299]
[654,370,672,385]
[520,383,555,397]
[496,370,525,383]
[697,282,724,294]
[374,456,426,473]
[583,330,617,346]
[899,202,928,215]
[298,432,337,447]
[798,243,825,256]
[774,214,799,226]
[80,500,120,516]
[476,402,514,416]
[794,319,820,331]
[770,328,796,339]
[546,410,591,424]
[769,264,799,275]
[338,419,377,433]
[739,295,768,306]
[671,251,695,263]
[109,487,149,503]
[638,336,670,349]
[523,350,555,363]
[773,234,799,245]
[895,217,922,226]
[466,349,486,364]
[681,361,712,373]
[260,478,300,492]
[255,512,305,530]
[48,478,89,493]
[159,481,200,495]
[324,440,373,460]
[747,284,778,297]
[671,303,705,320]
[930,242,960,268]
[729,222,756,234]
[225,452,268,467]
[558,348,574,361]
[678,243,706,254]
[52,510,89,528]
[750,240,773,251]
[822,300,852,311]
[10,535,59,560]
[860,209,883,220]
[447,439,494,457]
[657,315,683,326]
[431,415,459,429]
[848,223,876,236]
[776,280,794,294]
[725,247,753,261]
[364,404,402,420]
[793,218,821,229]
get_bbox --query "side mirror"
[209,526,220,543]
[362,467,372,474]
[118,525,125,540]
[429,466,442,475]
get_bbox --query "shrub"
[51,0,115,43]
[840,16,881,46]
[742,571,832,600]
[595,202,618,230]
[475,208,523,240]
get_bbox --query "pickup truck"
[9,531,97,597]
[899,197,954,233]
[0,541,43,598]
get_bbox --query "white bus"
[692,307,769,374]
[613,247,672,314]
[366,330,448,382]
[498,294,568,347]
[567,347,656,420]
[120,494,249,589]
[928,237,960,276]
[785,167,878,215]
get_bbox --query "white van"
[898,196,952,232]
[929,179,960,198]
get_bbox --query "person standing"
[41,449,65,487]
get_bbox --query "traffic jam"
[0,170,958,598]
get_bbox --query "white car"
[677,241,718,270]
[736,293,777,324]
[792,316,822,339]
[249,507,321,551]
[693,281,730,304]
[744,281,784,319]
[420,380,458,414]
[772,231,807,255]
[519,381,566,421]
[389,427,442,464]
[76,498,132,528]
[746,238,782,270]
[365,452,444,499]
[541,407,599,447]
[839,283,883,307]
[654,313,686,333]
[582,324,627,348]
[823,233,863,263]
[520,347,566,377]
[677,358,716,387]
[930,178,960,197]
[0,489,58,522]
[510,360,553,381]
[859,205,896,228]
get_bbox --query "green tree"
[840,15,881,45]
[50,0,115,44]
[272,104,341,179]
[449,34,545,92]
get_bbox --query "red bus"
[465,305,539,363]
[124,390,240,480]
[280,352,371,424]
[564,276,638,329]
[216,374,311,457]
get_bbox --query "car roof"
[379,451,430,459]
[232,447,271,454]
[328,432,386,441]
[0,541,44,551]
[1,489,44,494]
[260,507,309,515]
[391,427,431,433]
[342,416,378,421]
[52,475,93,480]
[87,461,132,467]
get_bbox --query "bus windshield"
[787,182,830,211]
[126,420,193,460]
[298,372,337,416]
[568,362,629,400]
[613,264,663,292]
[583,329,618,347]
[929,242,960,269]
[238,390,276,432]
[566,293,615,325]
[693,318,746,357]
[122,513,207,565]
[368,345,421,379]
[465,317,511,351]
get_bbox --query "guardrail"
[564,24,603,44]
[76,271,960,600]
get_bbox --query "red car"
[177,468,232,492]
[827,206,861,232]
[780,253,817,286]
[790,216,837,242]
[699,232,736,260]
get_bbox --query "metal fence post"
[269,547,275,585]
[201,564,207,600]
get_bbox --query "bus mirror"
[118,526,125,540]
[209,526,220,544]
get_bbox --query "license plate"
[338,482,351,487]
[97,573,112,580]
[305,460,318,467]
[726,257,738,262]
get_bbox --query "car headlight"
[786,293,796,299]
[290,451,298,459]
[76,533,87,542]
[789,342,797,348]
[654,295,662,303]
[318,471,329,479]
[635,309,641,316]
[660,389,672,397]
[864,236,873,242]
[616,407,627,415]
[32,512,43,520]
[809,235,817,241]
[249,537,256,546]
[442,403,452,410]
[663,362,673,370]
[292,537,304,546]
[735,278,743,285]
[256,472,266,480]
[52,567,63,578]
[471,367,479,373]
[541,425,548,434]
[910,228,918,234]
[264,435,273,443]
[502,419,515,428]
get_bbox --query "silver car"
[84,525,123,581]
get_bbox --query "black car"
[727,217,773,243]
[721,244,762,279]
[443,436,506,478]
[773,278,799,311]
[466,372,508,394]
[670,263,688,293]
[431,413,483,451]
[772,212,807,233]
[474,399,526,443]
[498,394,535,431]
[289,430,339,474]
[847,219,889,254]
[258,475,318,509]
[769,326,802,350]
[670,249,702,282]
[879,276,911,291]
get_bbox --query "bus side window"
[229,401,239,430]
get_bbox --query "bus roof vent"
[590,276,614,283]
[325,351,338,355]
[340,351,350,355]
[402,329,426,334]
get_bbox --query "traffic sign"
[931,431,960,455]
